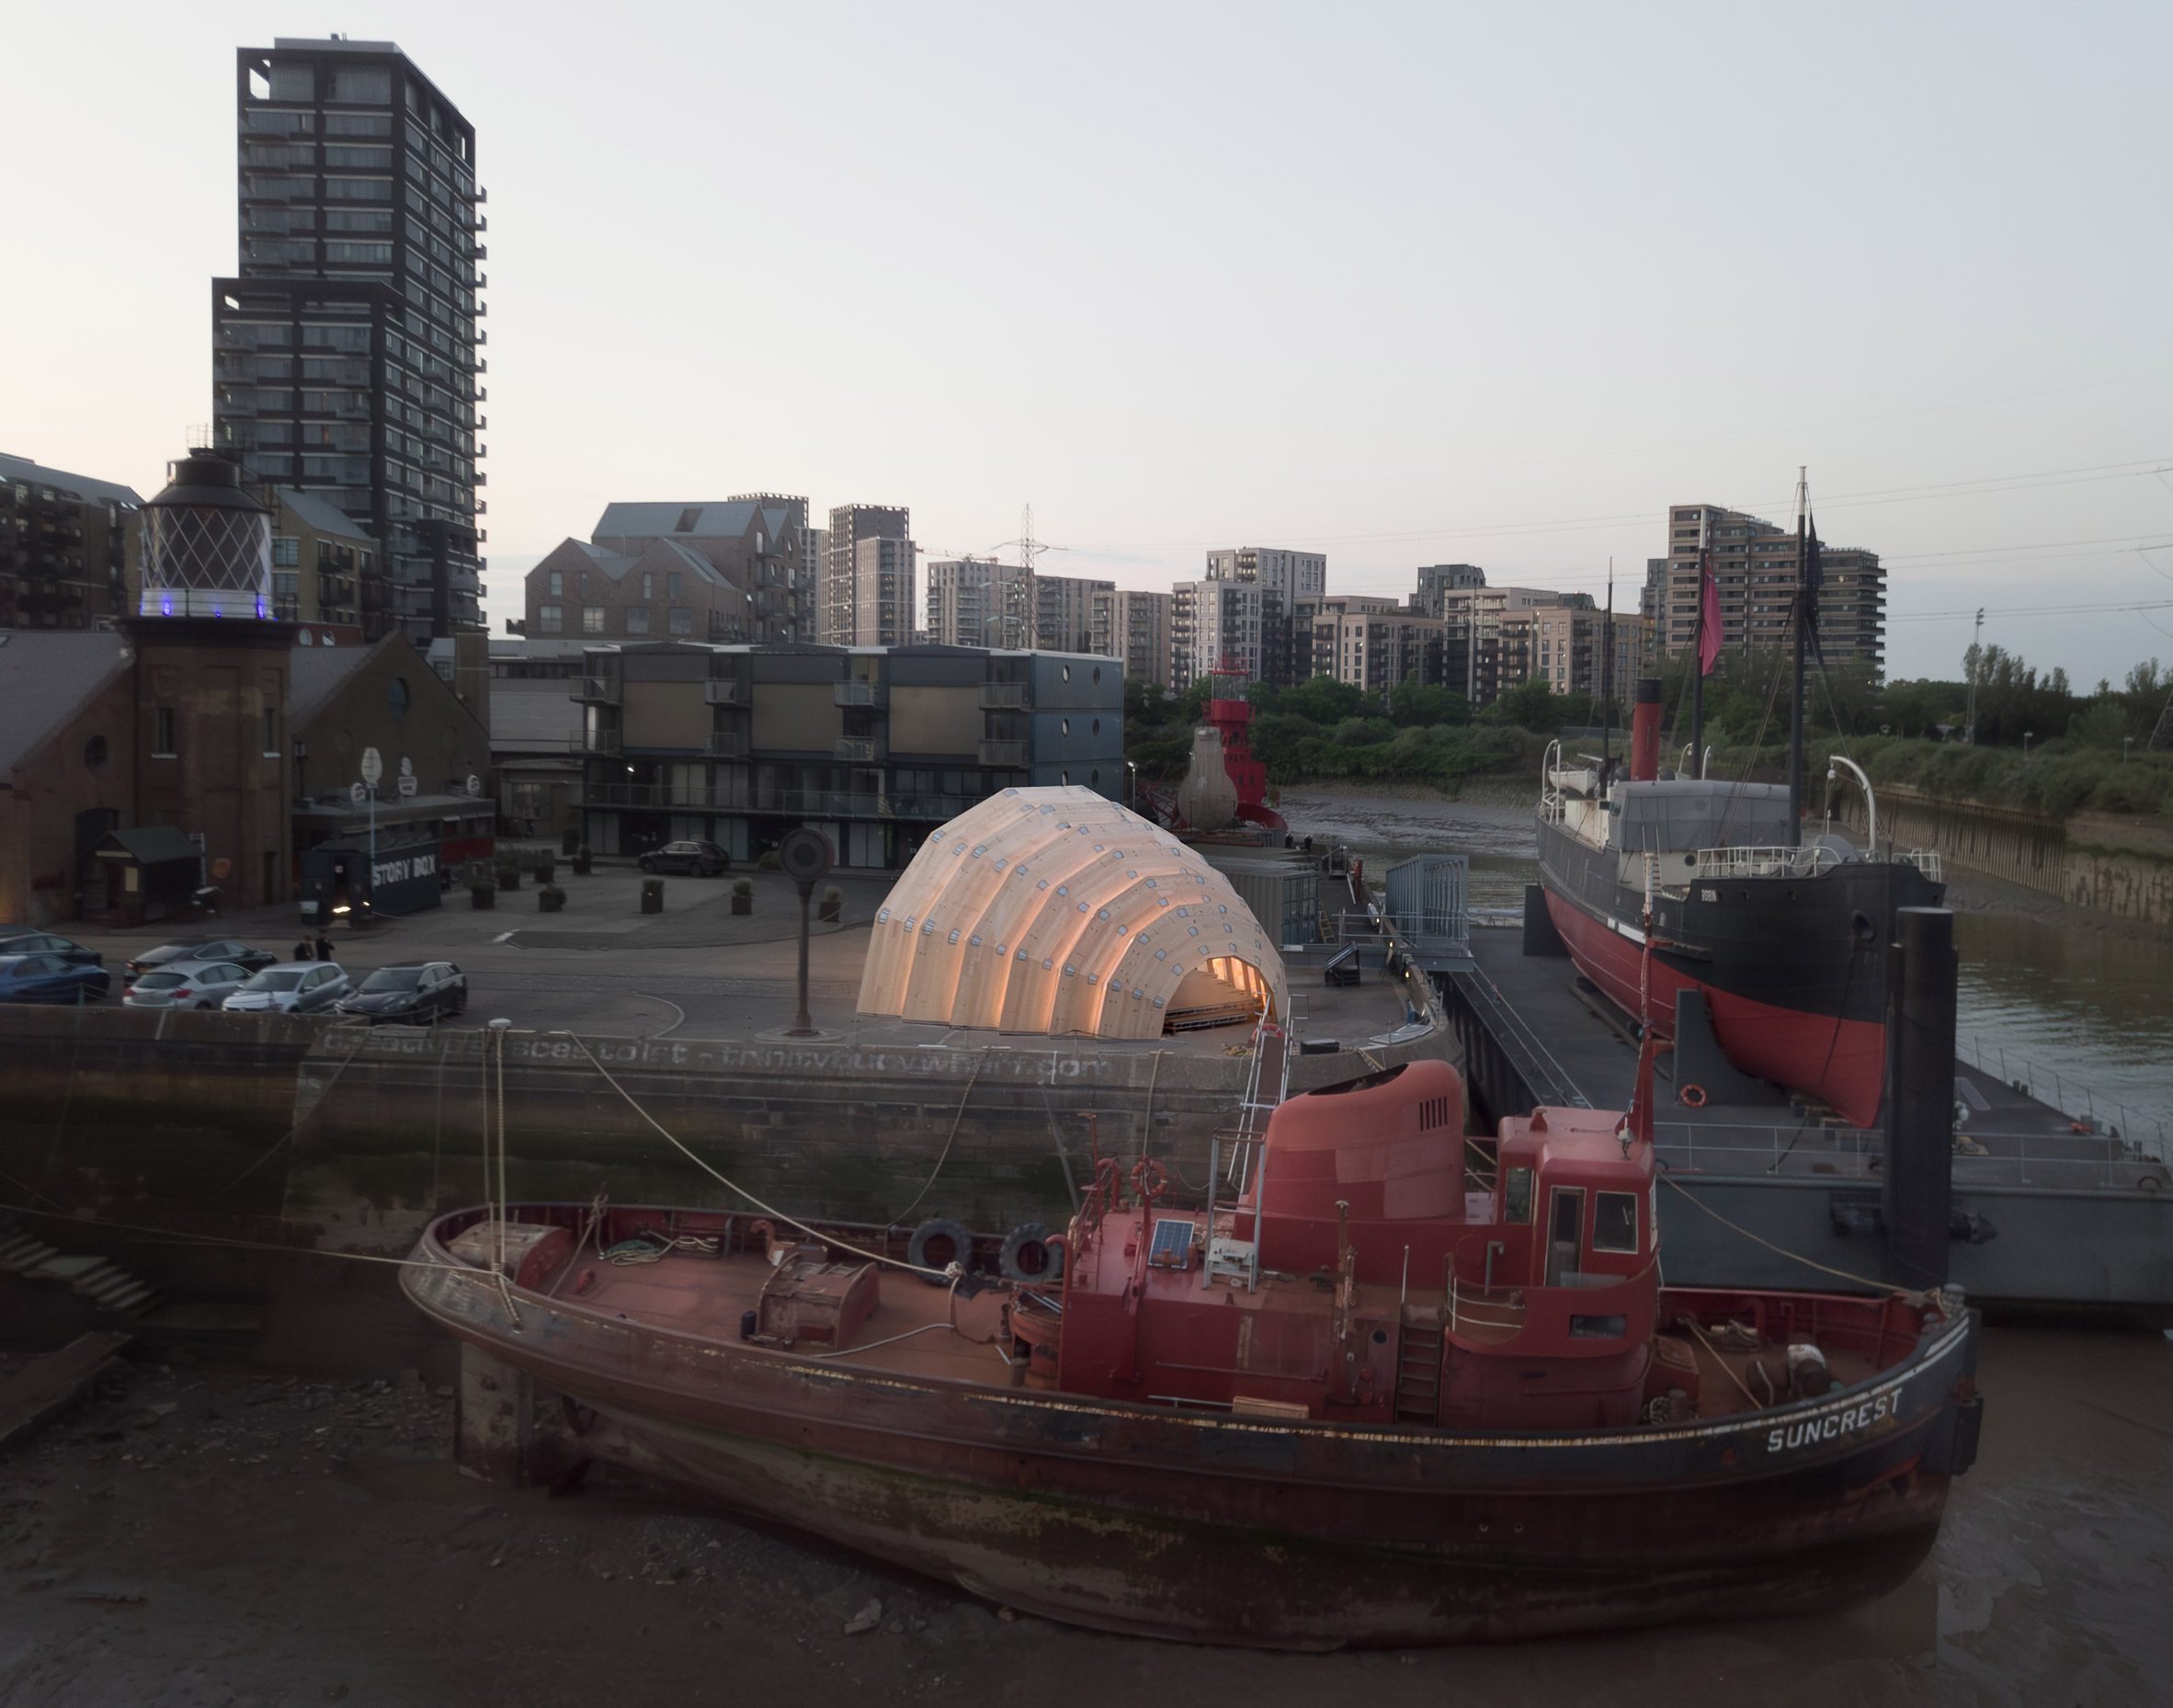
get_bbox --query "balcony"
[977,738,1029,768]
[585,727,622,755]
[978,682,1030,711]
[703,678,743,705]
[707,732,749,759]
[835,736,888,763]
[833,680,887,708]
[572,675,620,704]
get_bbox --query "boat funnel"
[1630,677,1663,781]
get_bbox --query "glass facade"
[213,40,486,643]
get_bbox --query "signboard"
[465,774,482,797]
[396,756,417,798]
[359,746,382,787]
[350,781,368,806]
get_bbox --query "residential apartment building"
[1522,606,1652,702]
[572,643,1122,870]
[1412,563,1486,620]
[523,537,749,642]
[1033,573,1114,654]
[1172,578,1267,687]
[851,536,916,648]
[1196,545,1327,689]
[798,526,825,642]
[1659,505,1886,671]
[824,503,909,645]
[925,555,1031,648]
[1437,583,1578,707]
[0,454,141,631]
[267,485,374,638]
[1304,598,1444,700]
[210,37,487,643]
[587,496,803,643]
[1090,587,1172,692]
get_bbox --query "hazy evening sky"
[6,2,2170,685]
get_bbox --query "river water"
[1280,786,2173,1144]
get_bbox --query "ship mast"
[1689,513,1707,774]
[1600,560,1613,780]
[1788,466,1808,848]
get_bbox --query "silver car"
[123,959,253,1010]
[221,961,353,1014]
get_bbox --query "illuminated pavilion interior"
[857,787,1287,1038]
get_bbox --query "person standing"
[293,939,313,962]
[313,932,334,963]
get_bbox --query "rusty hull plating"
[402,1059,1982,1648]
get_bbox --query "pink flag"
[1697,553,1722,677]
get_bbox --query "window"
[154,707,178,757]
[667,608,692,635]
[667,572,682,600]
[642,572,653,599]
[388,677,411,720]
[582,607,606,635]
[624,607,650,634]
[538,604,562,633]
[1503,1167,1533,1224]
[82,734,108,775]
[548,569,562,597]
[1593,1191,1640,1253]
[331,67,392,102]
[273,536,300,567]
[262,707,279,754]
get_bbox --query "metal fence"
[1957,1035,2167,1152]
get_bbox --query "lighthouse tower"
[125,452,294,909]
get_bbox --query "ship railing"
[1539,738,1564,822]
[1900,848,1943,882]
[1654,1120,2171,1192]
[1445,1266,1527,1344]
[1690,844,1840,881]
[1958,1036,2168,1156]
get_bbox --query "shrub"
[757,849,781,871]
[733,878,753,897]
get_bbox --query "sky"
[6,1,2170,686]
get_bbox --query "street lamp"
[1124,758,1138,808]
[2023,732,2034,757]
[2124,735,2135,764]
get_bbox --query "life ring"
[1678,1083,1709,1110]
[906,1216,973,1283]
[998,1222,1064,1282]
[1131,1158,1168,1203]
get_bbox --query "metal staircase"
[0,1220,162,1319]
[1394,1313,1444,1423]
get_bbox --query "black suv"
[638,839,730,876]
[334,962,469,1024]
[125,937,278,977]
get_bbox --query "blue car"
[0,928,103,968]
[0,952,111,1004]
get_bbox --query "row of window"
[537,605,694,636]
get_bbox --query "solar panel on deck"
[1148,1216,1194,1270]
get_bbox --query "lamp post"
[2023,732,2034,757]
[1124,758,1138,809]
[2124,735,2135,764]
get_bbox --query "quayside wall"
[1840,789,2172,928]
[0,1006,1452,1270]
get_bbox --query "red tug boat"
[404,1058,1981,1648]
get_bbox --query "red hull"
[1544,891,1885,1127]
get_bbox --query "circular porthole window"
[1061,665,1071,683]
[82,734,109,775]
[1092,718,1101,735]
[1061,718,1071,736]
[1092,666,1101,685]
[388,677,411,721]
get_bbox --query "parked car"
[0,953,110,1004]
[122,960,253,1010]
[0,928,103,968]
[335,962,468,1025]
[638,839,730,876]
[221,962,352,1015]
[126,937,278,977]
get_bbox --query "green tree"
[1485,678,1564,734]
[1390,677,1471,727]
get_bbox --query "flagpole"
[1788,465,1808,848]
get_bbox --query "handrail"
[1826,752,1876,854]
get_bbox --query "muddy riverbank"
[3,1325,2164,1707]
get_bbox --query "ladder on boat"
[1394,1313,1445,1424]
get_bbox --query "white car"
[222,962,352,1014]
[123,959,253,1010]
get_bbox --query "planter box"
[731,895,752,916]
[817,901,841,923]
[572,856,592,876]
[539,892,565,913]
[496,870,521,892]
[640,894,664,915]
[470,888,495,910]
